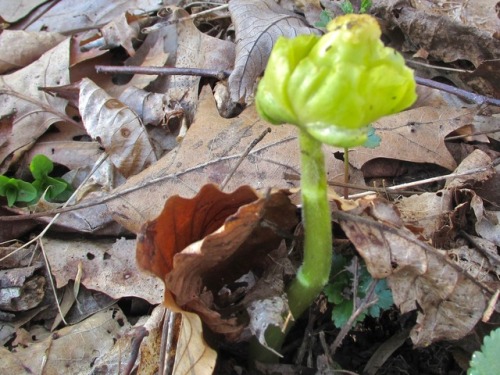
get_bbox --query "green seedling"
[316,1,372,28]
[0,175,38,207]
[0,154,73,207]
[30,154,73,202]
[254,14,416,359]
[340,0,372,14]
[324,255,393,328]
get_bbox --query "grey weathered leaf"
[228,0,321,103]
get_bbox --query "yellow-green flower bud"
[256,14,417,148]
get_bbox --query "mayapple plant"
[254,14,416,357]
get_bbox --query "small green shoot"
[315,10,334,28]
[0,154,73,207]
[324,255,393,328]
[0,176,38,207]
[30,154,73,202]
[340,0,372,14]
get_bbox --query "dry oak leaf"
[137,184,298,340]
[228,0,321,103]
[335,197,488,347]
[356,106,476,172]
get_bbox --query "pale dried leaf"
[0,0,48,22]
[336,198,488,347]
[471,194,500,246]
[0,38,71,172]
[228,0,321,103]
[409,0,500,38]
[173,311,217,375]
[78,77,157,177]
[0,30,66,74]
[23,0,163,33]
[119,86,184,126]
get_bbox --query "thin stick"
[348,158,498,199]
[220,127,271,191]
[414,76,500,106]
[95,65,230,81]
[0,135,298,222]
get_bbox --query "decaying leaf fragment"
[335,197,489,347]
[137,184,298,340]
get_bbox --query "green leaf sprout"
[324,256,393,328]
[254,14,416,359]
[0,154,74,207]
[30,154,73,202]
[0,176,38,207]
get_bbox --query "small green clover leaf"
[362,125,381,149]
[324,256,393,328]
[30,154,72,201]
[29,154,73,202]
[469,327,500,375]
[315,10,334,28]
[0,176,38,207]
[1,155,73,207]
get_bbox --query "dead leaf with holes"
[137,184,298,340]
[78,77,157,178]
[228,0,321,103]
[334,196,490,347]
[44,237,163,305]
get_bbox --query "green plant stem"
[249,130,333,364]
[287,130,333,318]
